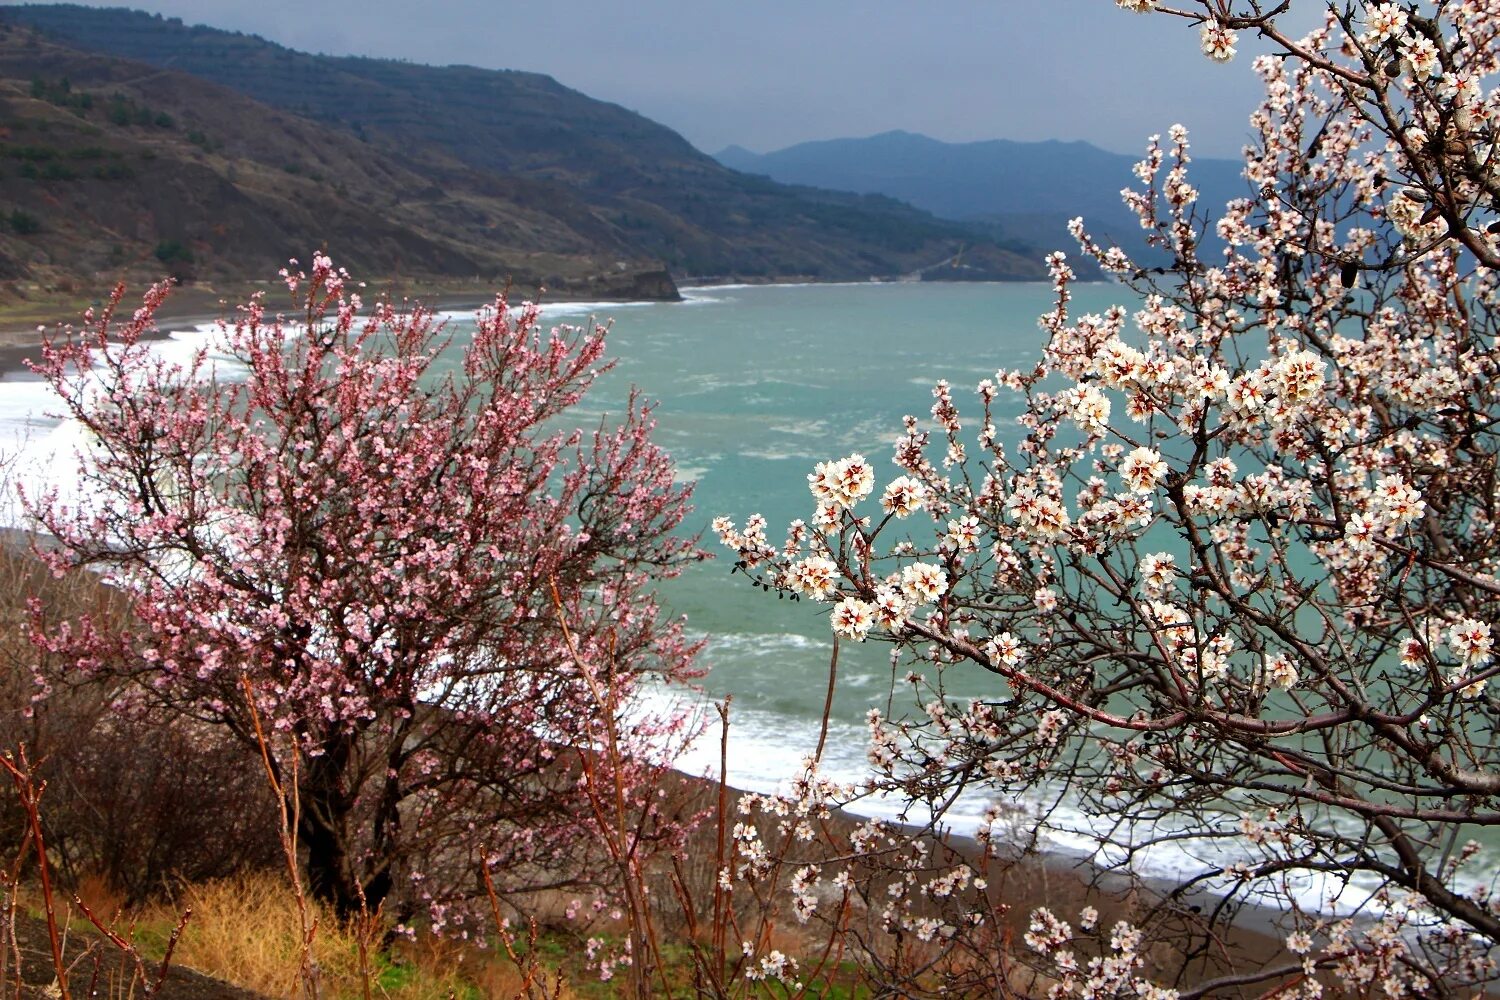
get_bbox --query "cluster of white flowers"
[946,514,982,552]
[1025,907,1072,954]
[1371,475,1427,528]
[830,597,875,641]
[900,561,949,604]
[742,946,798,984]
[808,452,874,510]
[784,556,838,601]
[1362,2,1407,43]
[1138,552,1176,595]
[1007,483,1072,538]
[1448,618,1494,696]
[1269,349,1327,406]
[880,474,928,517]
[1387,188,1447,246]
[872,584,909,630]
[985,631,1026,668]
[1402,33,1441,80]
[1265,652,1299,691]
[711,513,773,566]
[1062,383,1112,434]
[1201,23,1239,62]
[1120,446,1168,494]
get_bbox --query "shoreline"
[657,762,1297,988]
[0,284,672,382]
[0,271,1113,379]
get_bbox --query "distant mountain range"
[717,130,1249,260]
[0,6,1051,304]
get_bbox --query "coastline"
[0,270,1109,379]
[0,282,674,382]
[656,764,1297,988]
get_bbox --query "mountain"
[0,22,691,303]
[716,130,1249,259]
[0,6,1050,291]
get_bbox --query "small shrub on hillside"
[8,210,40,235]
[152,239,193,265]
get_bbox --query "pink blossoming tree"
[26,254,701,930]
[717,1,1500,994]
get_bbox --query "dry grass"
[132,874,583,1000]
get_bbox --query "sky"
[54,0,1322,159]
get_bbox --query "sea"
[1,279,1489,919]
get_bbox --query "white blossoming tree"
[716,1,1500,995]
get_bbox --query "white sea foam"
[654,624,1407,922]
[432,298,666,328]
[678,291,738,306]
[736,447,812,462]
[765,419,831,439]
[535,299,659,319]
[699,630,825,657]
[0,320,252,527]
[654,680,1385,922]
[681,280,898,292]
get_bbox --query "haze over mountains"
[0,5,1056,303]
[718,130,1249,259]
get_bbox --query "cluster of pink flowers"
[27,253,703,930]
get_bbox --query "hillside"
[0,6,1049,285]
[0,24,685,305]
[717,130,1248,259]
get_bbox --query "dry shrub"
[0,542,281,903]
[36,698,281,902]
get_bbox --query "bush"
[8,210,40,235]
[1,546,280,902]
[152,239,193,265]
[91,162,135,181]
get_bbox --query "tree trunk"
[296,735,371,919]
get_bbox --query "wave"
[634,657,1423,921]
[682,280,900,292]
[669,374,830,398]
[429,298,660,327]
[694,630,825,658]
[0,320,254,527]
[735,447,814,462]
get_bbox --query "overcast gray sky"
[57,0,1320,159]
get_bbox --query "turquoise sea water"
[438,280,1132,825]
